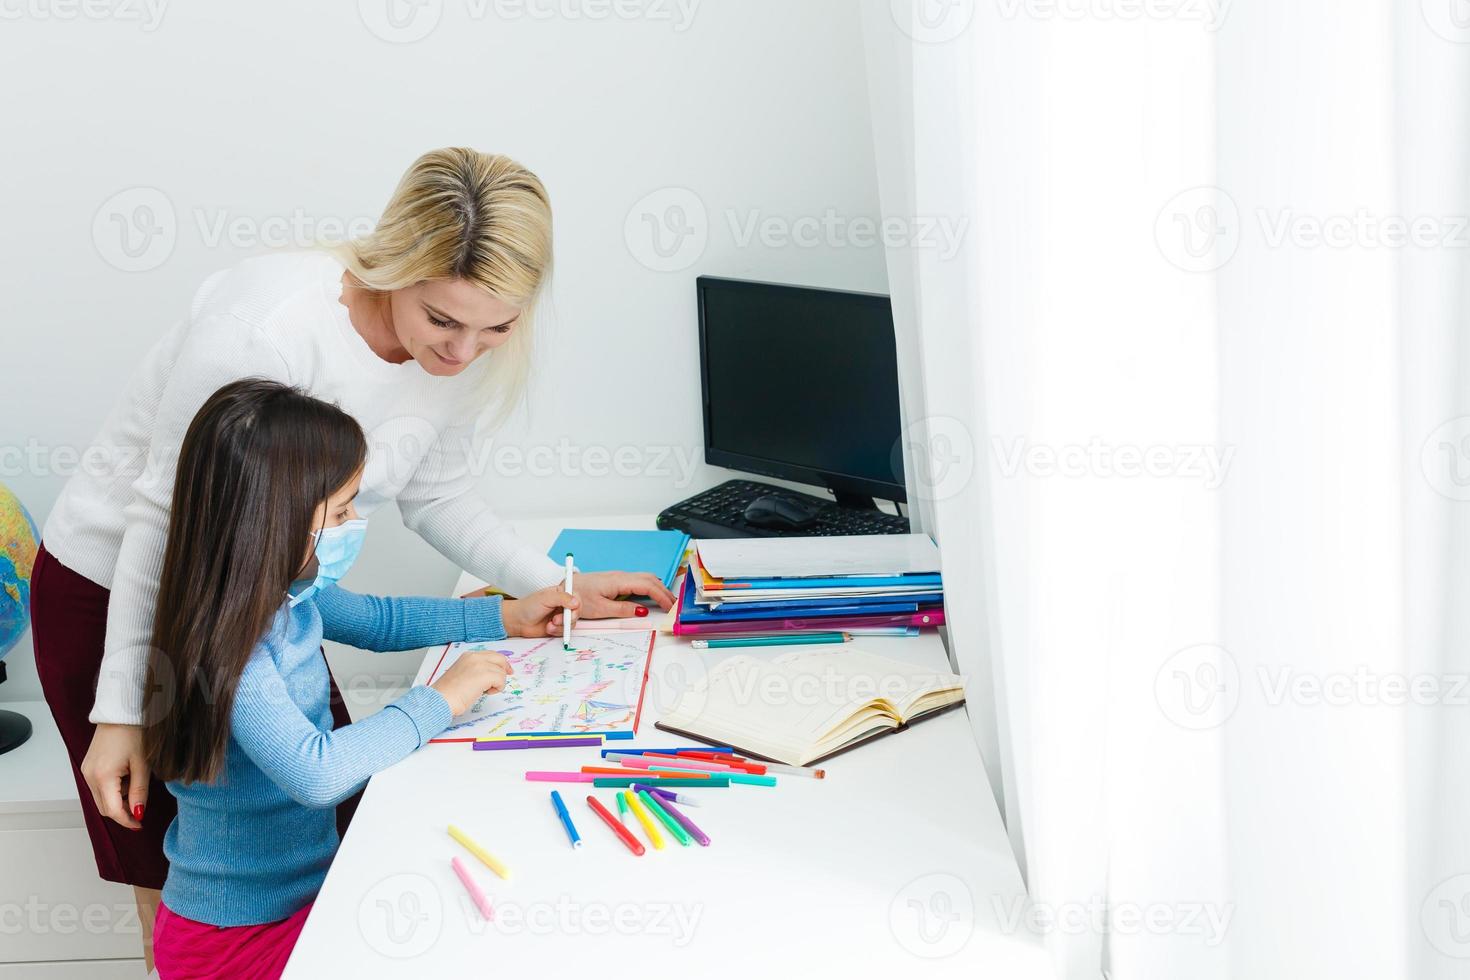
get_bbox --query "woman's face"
[386,278,521,377]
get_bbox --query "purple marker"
[630,782,702,808]
[651,795,710,847]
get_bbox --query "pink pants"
[153,901,313,979]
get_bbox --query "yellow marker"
[623,789,664,851]
[447,824,512,880]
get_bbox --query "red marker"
[587,795,645,856]
[643,750,767,775]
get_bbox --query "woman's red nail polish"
[132,804,145,822]
[634,606,649,617]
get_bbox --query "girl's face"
[385,278,521,377]
[300,469,363,570]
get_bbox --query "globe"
[0,482,38,660]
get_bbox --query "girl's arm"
[313,586,506,652]
[231,645,452,809]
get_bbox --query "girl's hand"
[501,588,580,639]
[431,650,515,716]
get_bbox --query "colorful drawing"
[415,631,655,741]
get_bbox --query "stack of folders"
[672,533,945,637]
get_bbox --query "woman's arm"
[313,586,505,652]
[231,646,452,809]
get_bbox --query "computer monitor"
[697,275,906,507]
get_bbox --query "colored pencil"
[474,736,602,751]
[587,795,644,856]
[689,632,850,649]
[624,790,664,850]
[524,771,596,782]
[447,824,511,880]
[638,790,691,847]
[451,857,495,920]
[550,790,582,849]
[654,795,710,846]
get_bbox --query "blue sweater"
[162,586,505,926]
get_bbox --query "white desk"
[284,515,1050,979]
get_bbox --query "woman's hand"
[501,587,580,638]
[81,724,149,830]
[431,650,515,716]
[570,571,677,619]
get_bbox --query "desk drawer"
[0,827,142,963]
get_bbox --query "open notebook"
[655,648,966,766]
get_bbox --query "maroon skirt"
[31,544,362,889]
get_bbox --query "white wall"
[0,0,888,703]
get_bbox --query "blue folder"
[547,529,690,590]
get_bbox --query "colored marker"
[761,762,826,779]
[608,752,746,774]
[477,734,604,744]
[639,790,691,846]
[624,790,664,850]
[509,730,634,740]
[654,795,710,846]
[550,790,582,849]
[690,633,850,649]
[587,795,644,856]
[631,782,703,808]
[447,824,511,880]
[593,776,729,788]
[600,746,734,758]
[645,751,767,774]
[451,857,495,920]
[524,771,596,782]
[563,553,575,651]
[474,736,603,751]
[616,791,631,826]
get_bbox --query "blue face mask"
[288,518,368,606]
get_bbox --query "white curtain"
[865,1,1470,977]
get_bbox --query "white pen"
[563,552,575,651]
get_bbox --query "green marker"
[726,773,777,787]
[639,791,692,846]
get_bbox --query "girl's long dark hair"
[143,378,367,785]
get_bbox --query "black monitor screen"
[698,276,905,501]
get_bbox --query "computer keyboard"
[656,479,911,539]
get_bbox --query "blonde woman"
[31,148,675,970]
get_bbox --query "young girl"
[142,378,578,979]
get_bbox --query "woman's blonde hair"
[331,148,553,421]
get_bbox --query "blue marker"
[550,790,582,849]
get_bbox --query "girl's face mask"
[288,518,368,606]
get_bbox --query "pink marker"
[451,857,494,920]
[524,771,596,782]
[604,752,740,774]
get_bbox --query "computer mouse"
[743,494,822,530]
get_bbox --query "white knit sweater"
[43,251,564,725]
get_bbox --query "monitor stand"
[0,661,33,755]
[829,487,879,511]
